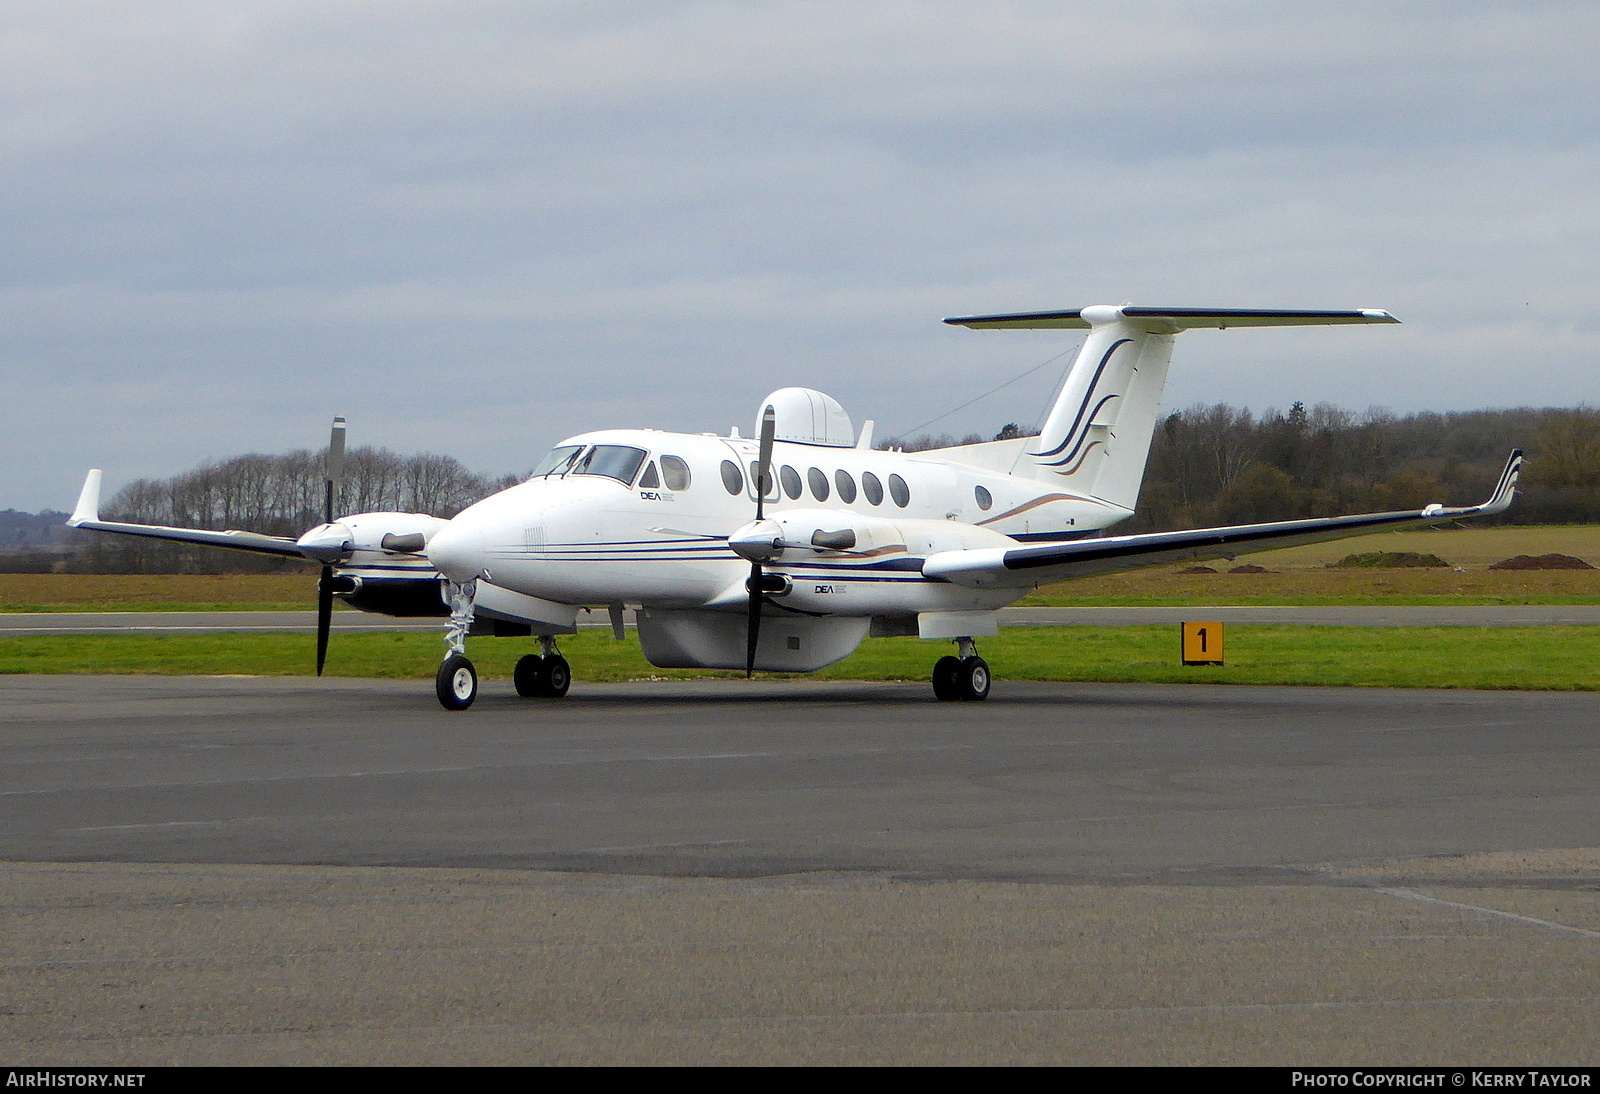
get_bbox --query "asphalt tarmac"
[7,604,1600,635]
[4,675,1599,1064]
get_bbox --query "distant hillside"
[0,509,70,549]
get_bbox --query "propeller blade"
[324,415,346,524]
[318,416,347,676]
[754,403,776,521]
[745,561,763,677]
[746,403,779,676]
[315,564,334,676]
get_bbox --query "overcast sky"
[4,1,1598,511]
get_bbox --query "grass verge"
[3,626,1597,691]
[1019,568,1600,606]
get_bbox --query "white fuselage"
[422,427,1128,621]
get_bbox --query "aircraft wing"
[65,469,306,558]
[922,451,1522,589]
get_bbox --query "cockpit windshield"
[530,445,585,479]
[571,444,648,485]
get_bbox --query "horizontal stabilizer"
[944,306,1399,331]
[924,451,1521,589]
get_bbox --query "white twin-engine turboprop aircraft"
[68,304,1521,709]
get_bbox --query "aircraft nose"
[425,519,488,583]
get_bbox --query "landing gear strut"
[436,579,479,711]
[931,637,990,702]
[514,636,572,698]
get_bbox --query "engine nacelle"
[332,575,450,617]
[761,508,904,559]
[756,508,1016,562]
[295,512,448,564]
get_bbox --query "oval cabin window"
[748,461,778,500]
[975,485,992,511]
[720,460,744,495]
[780,465,802,499]
[807,467,830,502]
[834,470,857,504]
[861,471,884,506]
[888,473,910,507]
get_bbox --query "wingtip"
[1482,450,1522,512]
[67,468,102,527]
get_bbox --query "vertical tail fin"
[944,305,1399,516]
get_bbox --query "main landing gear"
[931,637,990,702]
[514,637,571,699]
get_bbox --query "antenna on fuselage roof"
[891,342,1080,441]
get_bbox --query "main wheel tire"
[513,653,571,698]
[957,656,991,701]
[513,654,543,698]
[436,654,478,710]
[931,655,962,701]
[544,655,572,698]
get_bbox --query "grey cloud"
[2,1,1597,509]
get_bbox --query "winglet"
[68,469,102,527]
[1480,449,1522,515]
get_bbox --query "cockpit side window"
[638,461,661,489]
[660,455,691,491]
[572,445,648,485]
[531,444,584,479]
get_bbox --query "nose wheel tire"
[514,653,572,698]
[932,655,990,702]
[436,654,478,710]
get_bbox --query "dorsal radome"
[757,387,855,448]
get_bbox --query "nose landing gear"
[436,653,479,710]
[436,579,479,711]
[931,637,990,702]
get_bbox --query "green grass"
[1017,568,1600,606]
[5,626,1599,691]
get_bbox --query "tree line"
[71,447,521,574]
[887,403,1600,533]
[28,403,1600,573]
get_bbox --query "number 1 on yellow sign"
[1181,621,1224,665]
